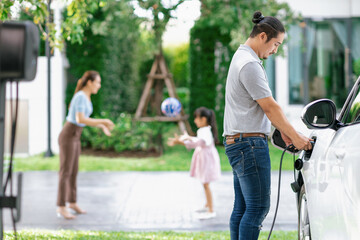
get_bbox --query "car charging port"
[293,138,315,171]
[304,138,316,160]
[291,139,315,193]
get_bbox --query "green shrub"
[81,113,172,153]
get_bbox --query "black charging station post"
[0,80,23,239]
[0,77,5,240]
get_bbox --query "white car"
[273,76,360,240]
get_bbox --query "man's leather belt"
[225,133,266,145]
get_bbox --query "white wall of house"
[5,55,66,156]
[281,0,360,18]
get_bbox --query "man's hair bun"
[252,11,265,24]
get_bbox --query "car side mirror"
[301,99,337,130]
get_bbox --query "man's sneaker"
[196,211,216,220]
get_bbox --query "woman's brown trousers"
[57,122,83,207]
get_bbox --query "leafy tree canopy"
[0,0,107,49]
[197,0,300,50]
[137,0,185,54]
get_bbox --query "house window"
[307,20,347,106]
[288,19,355,106]
[353,18,360,78]
[288,24,303,104]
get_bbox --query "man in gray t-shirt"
[223,44,272,136]
[223,12,312,240]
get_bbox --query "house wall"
[282,0,360,18]
[5,55,66,156]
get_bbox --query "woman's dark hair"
[74,70,100,95]
[250,11,285,42]
[194,107,219,144]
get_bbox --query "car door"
[303,78,360,240]
[327,80,360,240]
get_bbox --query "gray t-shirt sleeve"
[239,62,272,100]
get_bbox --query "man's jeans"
[224,136,271,240]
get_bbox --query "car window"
[343,86,360,124]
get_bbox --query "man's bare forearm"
[257,97,298,139]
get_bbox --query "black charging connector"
[304,140,315,159]
[295,140,315,170]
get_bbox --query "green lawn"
[11,142,297,172]
[5,230,297,240]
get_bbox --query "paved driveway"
[4,171,298,231]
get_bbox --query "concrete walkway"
[4,171,298,232]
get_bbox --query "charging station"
[0,20,39,239]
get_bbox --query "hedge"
[189,24,232,141]
[65,0,141,118]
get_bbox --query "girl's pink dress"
[184,126,221,183]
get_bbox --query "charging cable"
[267,144,295,240]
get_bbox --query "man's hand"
[280,131,292,146]
[291,133,313,151]
[256,97,313,151]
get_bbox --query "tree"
[66,0,142,117]
[0,0,107,49]
[197,0,299,50]
[164,43,190,87]
[137,0,185,54]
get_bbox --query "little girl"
[168,107,221,219]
